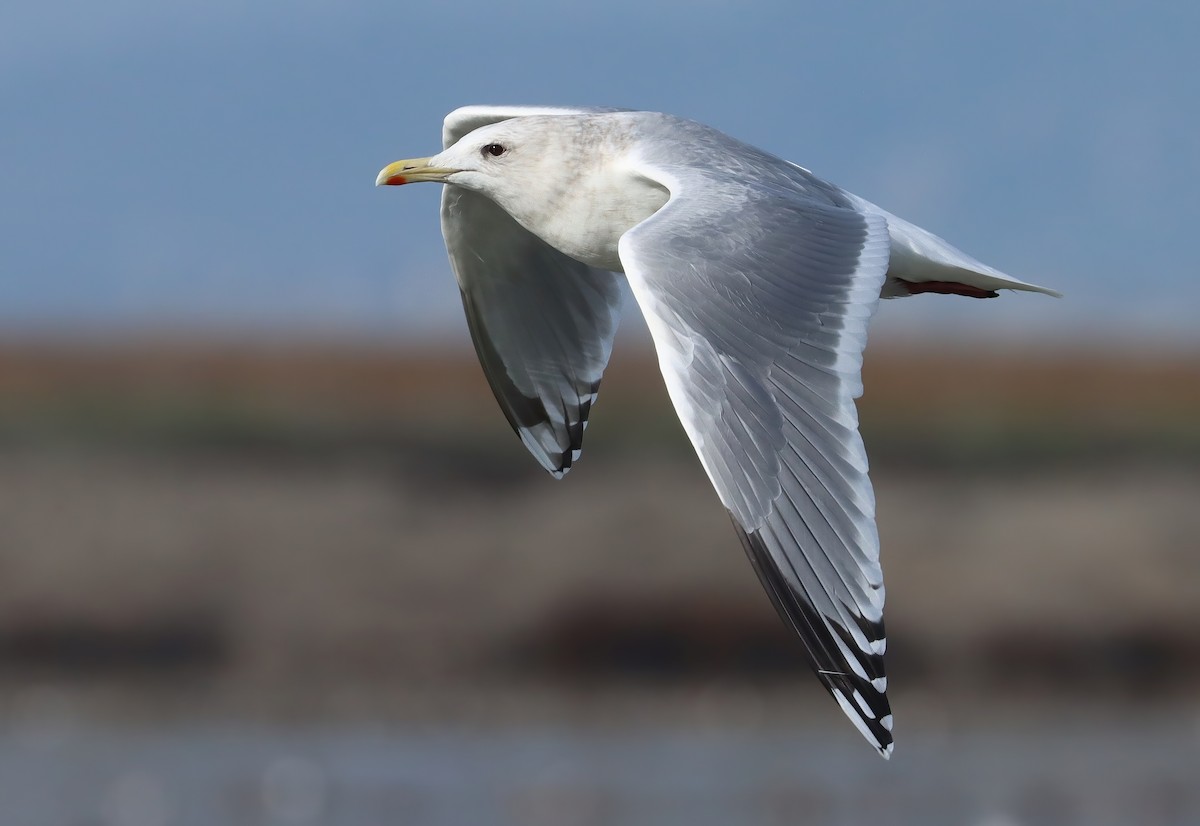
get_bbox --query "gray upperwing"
[618,163,895,756]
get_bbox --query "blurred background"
[2,2,1198,824]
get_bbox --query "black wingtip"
[514,378,601,477]
[733,520,894,757]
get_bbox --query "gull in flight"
[376,106,1059,758]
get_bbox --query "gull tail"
[845,194,1062,300]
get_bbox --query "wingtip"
[733,523,895,758]
[832,688,894,759]
[517,428,581,479]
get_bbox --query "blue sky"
[3,2,1196,346]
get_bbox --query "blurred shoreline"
[1,338,1197,708]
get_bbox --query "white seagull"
[376,106,1059,758]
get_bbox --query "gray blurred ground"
[1,341,1198,825]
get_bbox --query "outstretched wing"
[619,163,895,756]
[440,106,625,476]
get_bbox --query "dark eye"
[481,142,506,158]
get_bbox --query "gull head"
[376,117,574,198]
[376,115,669,271]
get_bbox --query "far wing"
[441,106,625,476]
[619,165,895,756]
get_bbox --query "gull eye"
[481,142,507,158]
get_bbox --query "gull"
[376,106,1059,758]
